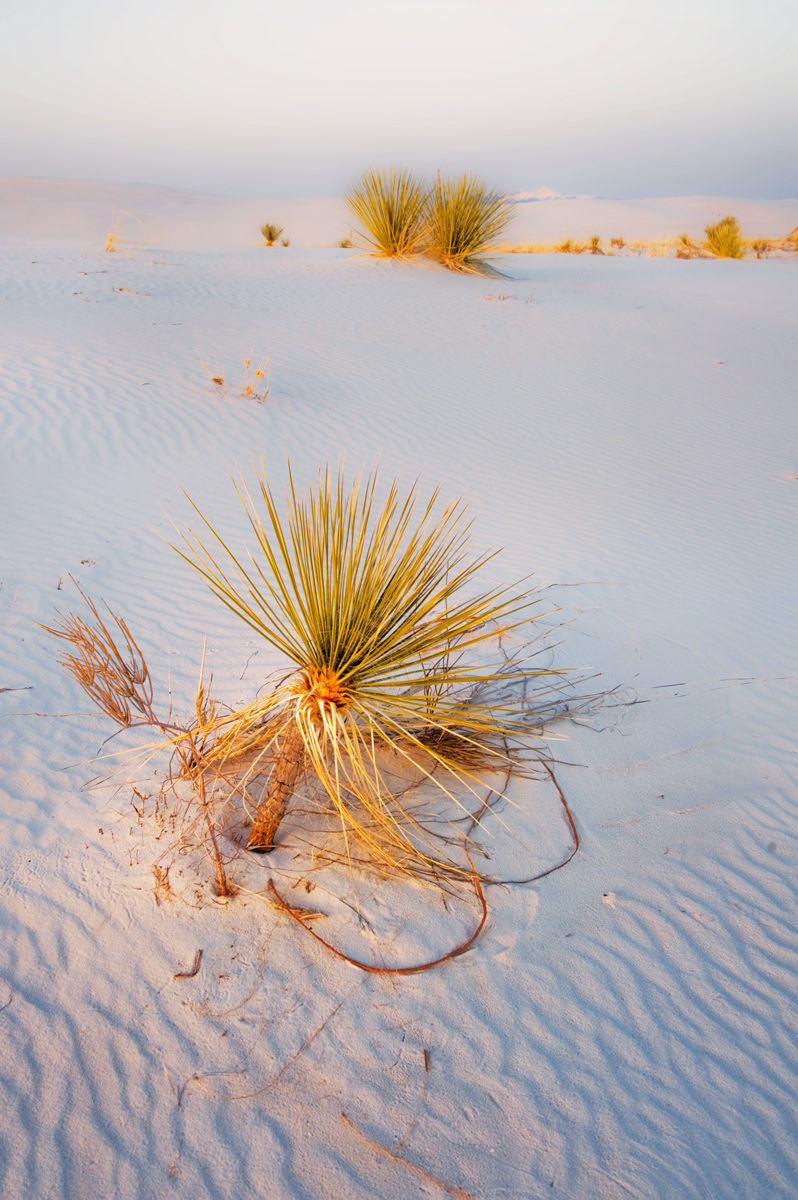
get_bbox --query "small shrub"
[345,167,429,258]
[198,352,269,401]
[426,173,513,272]
[610,237,625,248]
[704,215,744,259]
[334,236,355,248]
[588,234,604,255]
[554,238,588,254]
[281,237,290,247]
[260,222,284,246]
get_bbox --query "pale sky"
[1,0,796,198]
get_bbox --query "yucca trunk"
[247,724,305,852]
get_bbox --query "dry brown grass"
[198,352,269,400]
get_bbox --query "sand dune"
[1,183,797,1198]
[1,176,795,247]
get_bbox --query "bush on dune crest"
[704,215,744,259]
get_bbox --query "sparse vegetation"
[749,238,771,258]
[554,238,588,254]
[589,234,604,255]
[610,237,625,248]
[346,167,429,258]
[280,237,290,247]
[704,215,744,259]
[198,352,269,401]
[426,173,513,273]
[334,236,355,248]
[260,223,284,246]
[45,464,587,962]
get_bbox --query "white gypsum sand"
[0,180,797,1200]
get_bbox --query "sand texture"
[1,185,797,1199]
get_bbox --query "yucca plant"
[260,222,284,246]
[704,215,744,259]
[345,167,430,258]
[425,173,513,273]
[176,463,563,878]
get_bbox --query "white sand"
[1,180,797,1199]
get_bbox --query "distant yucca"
[260,222,284,246]
[177,463,562,876]
[704,215,744,259]
[426,174,513,272]
[345,167,430,258]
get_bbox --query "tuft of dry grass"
[704,215,744,259]
[334,236,355,248]
[345,167,430,258]
[198,352,269,401]
[554,238,589,254]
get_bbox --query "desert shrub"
[610,237,624,248]
[589,234,604,255]
[176,463,570,873]
[260,222,284,245]
[425,173,513,272]
[554,238,588,254]
[345,167,429,257]
[280,237,290,247]
[334,236,355,248]
[704,215,744,259]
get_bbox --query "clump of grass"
[704,215,744,259]
[610,237,625,248]
[425,173,513,273]
[260,223,284,246]
[280,237,290,247]
[105,230,118,253]
[334,236,355,248]
[345,167,430,258]
[588,234,604,255]
[554,238,588,254]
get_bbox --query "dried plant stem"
[247,724,305,852]
[341,1113,480,1200]
[267,866,487,974]
[192,743,231,896]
